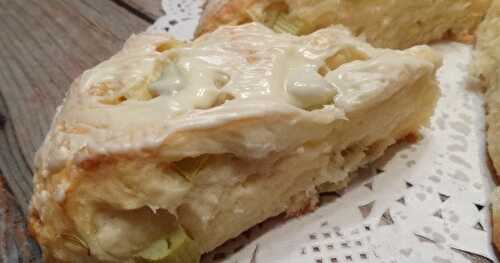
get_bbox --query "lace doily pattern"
[149,0,205,40]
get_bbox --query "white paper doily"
[149,0,205,40]
[151,2,498,262]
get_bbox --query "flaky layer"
[196,0,491,49]
[30,69,438,262]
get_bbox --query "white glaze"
[34,23,439,179]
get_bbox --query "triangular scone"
[29,23,441,262]
[473,0,500,251]
[195,0,491,48]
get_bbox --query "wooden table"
[0,1,162,261]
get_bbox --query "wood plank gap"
[109,0,157,24]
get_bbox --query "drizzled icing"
[34,23,439,177]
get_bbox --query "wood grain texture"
[0,0,149,213]
[0,177,41,262]
[0,0,150,261]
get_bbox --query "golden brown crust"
[195,0,257,37]
[195,0,491,49]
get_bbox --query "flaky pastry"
[29,23,441,262]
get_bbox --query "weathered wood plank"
[0,0,151,261]
[0,0,150,214]
[0,177,41,263]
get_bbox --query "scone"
[195,0,491,49]
[473,0,500,175]
[29,23,441,262]
[472,0,500,251]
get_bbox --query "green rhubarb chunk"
[272,14,307,35]
[317,179,349,193]
[171,155,210,181]
[137,227,201,263]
